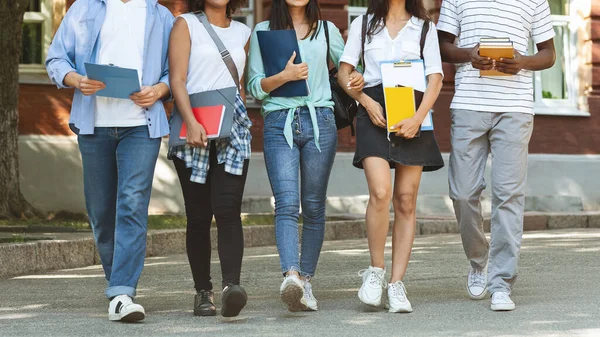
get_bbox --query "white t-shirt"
[437,0,555,114]
[95,0,147,127]
[179,14,251,94]
[340,15,444,88]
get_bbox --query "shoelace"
[493,292,511,302]
[358,269,388,289]
[469,269,486,288]
[303,282,314,300]
[390,282,408,301]
[199,290,213,303]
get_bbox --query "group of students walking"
[46,0,556,323]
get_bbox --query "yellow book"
[479,45,514,77]
[383,86,416,133]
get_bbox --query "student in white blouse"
[338,0,444,313]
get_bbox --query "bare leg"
[390,164,423,283]
[362,157,393,269]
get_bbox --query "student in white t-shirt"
[437,0,556,311]
[338,0,444,313]
[168,0,252,318]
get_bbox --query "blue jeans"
[263,107,338,278]
[78,126,161,298]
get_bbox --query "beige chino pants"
[449,109,534,294]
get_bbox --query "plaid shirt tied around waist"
[168,95,252,184]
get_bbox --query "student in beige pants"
[436,0,557,311]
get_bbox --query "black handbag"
[323,21,357,135]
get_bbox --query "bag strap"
[194,11,241,91]
[323,21,331,65]
[420,20,430,60]
[361,15,368,73]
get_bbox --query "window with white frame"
[532,0,586,115]
[233,1,255,31]
[348,0,367,29]
[21,0,53,75]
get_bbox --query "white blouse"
[340,15,443,88]
[179,14,251,94]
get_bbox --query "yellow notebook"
[383,86,416,133]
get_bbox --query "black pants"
[173,144,249,291]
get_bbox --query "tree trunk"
[0,0,41,219]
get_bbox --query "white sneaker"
[108,295,145,322]
[387,281,413,313]
[358,266,386,307]
[491,292,515,311]
[467,268,488,300]
[280,274,304,312]
[301,279,318,311]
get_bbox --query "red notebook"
[179,105,226,139]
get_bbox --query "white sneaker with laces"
[387,281,413,313]
[491,292,515,311]
[358,266,386,307]
[280,274,304,312]
[108,295,145,322]
[467,268,488,300]
[301,279,318,311]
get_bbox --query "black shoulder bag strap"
[323,21,331,66]
[361,14,368,72]
[324,20,339,75]
[194,11,241,91]
[420,20,431,60]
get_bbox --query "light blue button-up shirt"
[45,0,174,138]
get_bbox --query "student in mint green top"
[246,0,364,313]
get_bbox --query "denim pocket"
[317,108,336,125]
[263,110,286,127]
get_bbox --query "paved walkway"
[1,229,599,337]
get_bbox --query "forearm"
[171,80,197,126]
[63,71,82,89]
[522,48,556,71]
[240,86,247,105]
[337,64,373,106]
[260,72,290,94]
[152,82,170,100]
[415,75,443,123]
[440,42,471,64]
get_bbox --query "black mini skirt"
[353,85,444,172]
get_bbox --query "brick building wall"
[17,0,600,154]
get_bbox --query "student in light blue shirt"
[246,0,363,312]
[45,0,173,322]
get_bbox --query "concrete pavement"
[1,229,599,337]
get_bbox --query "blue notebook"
[84,63,141,99]
[256,30,310,97]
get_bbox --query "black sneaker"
[221,284,247,317]
[194,290,216,316]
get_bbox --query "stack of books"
[479,37,514,76]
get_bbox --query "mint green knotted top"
[246,20,344,151]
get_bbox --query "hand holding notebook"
[257,30,310,97]
[380,60,434,139]
[84,63,141,99]
[281,52,309,82]
[179,105,227,141]
[478,37,515,76]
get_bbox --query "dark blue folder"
[257,30,309,97]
